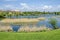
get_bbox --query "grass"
[0,29,60,40]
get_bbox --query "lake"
[0,14,60,32]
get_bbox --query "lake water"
[1,14,60,32]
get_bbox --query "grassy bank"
[0,29,60,40]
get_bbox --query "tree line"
[0,10,60,18]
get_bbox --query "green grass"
[0,29,60,40]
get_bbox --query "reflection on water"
[11,25,20,32]
[6,14,56,18]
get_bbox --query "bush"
[49,18,59,29]
[0,15,5,20]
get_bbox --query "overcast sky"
[0,0,60,12]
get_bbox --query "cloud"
[20,3,33,11]
[4,4,21,11]
[4,5,13,8]
[4,4,16,10]
[1,3,60,12]
[57,5,60,8]
[42,5,52,10]
[20,3,29,9]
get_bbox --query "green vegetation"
[49,18,58,29]
[0,29,60,40]
[0,10,60,18]
[0,15,6,20]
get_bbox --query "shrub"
[49,18,58,29]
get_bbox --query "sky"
[0,0,60,12]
